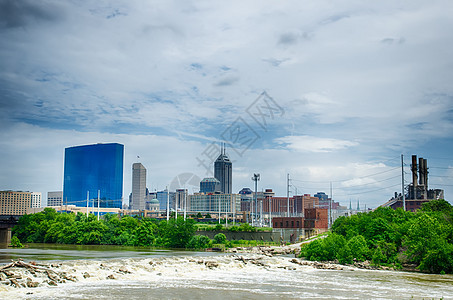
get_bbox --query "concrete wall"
[197,228,322,243]
[0,228,11,244]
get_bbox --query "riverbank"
[226,242,419,273]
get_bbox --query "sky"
[1,0,453,208]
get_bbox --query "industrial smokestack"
[418,157,424,186]
[411,155,418,187]
[423,158,428,188]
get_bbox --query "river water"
[0,243,452,299]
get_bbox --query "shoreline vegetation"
[299,199,453,274]
[10,199,453,274]
[12,208,278,251]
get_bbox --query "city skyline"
[1,1,453,208]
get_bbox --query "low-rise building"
[188,193,241,215]
[47,191,63,206]
[1,191,33,215]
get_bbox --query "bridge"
[0,215,20,244]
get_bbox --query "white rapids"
[1,254,453,299]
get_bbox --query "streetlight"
[252,173,260,226]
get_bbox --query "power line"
[338,175,401,189]
[430,183,453,187]
[291,166,401,184]
[430,175,453,178]
[334,183,401,196]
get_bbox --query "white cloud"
[275,135,358,152]
[1,1,453,207]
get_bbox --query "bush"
[187,235,211,250]
[213,233,227,244]
[347,235,369,261]
[9,236,23,248]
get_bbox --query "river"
[1,243,452,299]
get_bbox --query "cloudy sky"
[1,0,452,208]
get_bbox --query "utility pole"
[252,174,260,226]
[329,182,333,228]
[401,154,406,211]
[260,192,263,227]
[218,194,221,224]
[166,186,169,221]
[183,189,187,221]
[269,196,272,228]
[250,197,253,224]
[97,190,100,221]
[287,173,290,217]
[233,195,235,226]
[175,192,178,219]
[86,191,89,218]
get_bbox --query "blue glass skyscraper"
[63,143,124,208]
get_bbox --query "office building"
[0,191,32,215]
[131,163,147,210]
[63,143,124,208]
[239,187,253,211]
[214,145,232,194]
[189,193,240,214]
[31,192,41,208]
[200,177,220,193]
[175,189,188,212]
[47,191,63,206]
[156,189,175,211]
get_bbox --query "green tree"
[162,217,196,248]
[420,199,452,213]
[347,235,369,261]
[133,218,157,246]
[9,236,23,248]
[213,233,227,244]
[187,235,211,249]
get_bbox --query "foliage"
[213,233,227,244]
[12,209,197,249]
[228,223,257,232]
[9,235,23,248]
[301,200,453,274]
[187,235,212,250]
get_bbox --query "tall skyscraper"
[63,143,124,208]
[214,145,232,194]
[131,162,146,210]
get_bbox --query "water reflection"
[0,243,207,264]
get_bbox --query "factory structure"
[382,155,444,212]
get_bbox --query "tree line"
[13,208,197,248]
[300,199,453,274]
[12,208,272,250]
